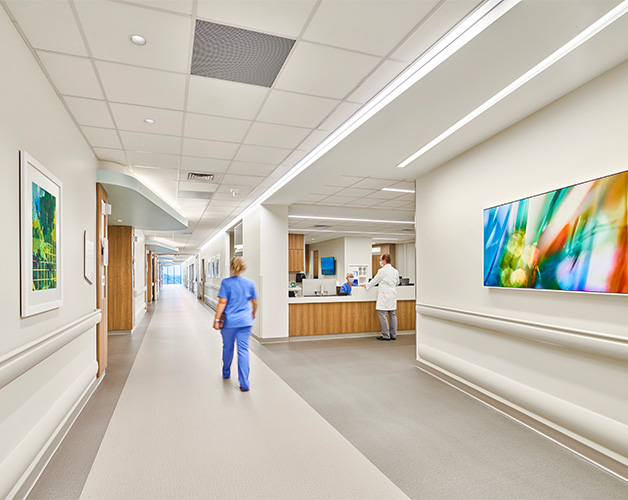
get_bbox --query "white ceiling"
[4,0,628,253]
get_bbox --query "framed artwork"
[484,169,628,294]
[21,152,63,316]
[215,254,220,279]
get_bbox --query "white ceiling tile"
[320,194,352,205]
[184,113,251,142]
[269,165,292,179]
[93,147,127,164]
[178,184,217,196]
[38,52,103,99]
[234,144,290,164]
[335,187,377,198]
[325,176,362,187]
[120,130,181,155]
[257,90,340,128]
[302,1,436,57]
[81,126,121,149]
[216,184,252,195]
[281,150,307,168]
[311,185,342,196]
[180,156,230,173]
[64,96,114,128]
[127,151,180,169]
[221,174,264,187]
[274,42,381,99]
[96,61,187,109]
[110,103,183,136]
[299,194,328,203]
[227,161,276,176]
[133,166,180,181]
[209,199,241,208]
[139,179,178,205]
[368,189,406,200]
[350,178,397,190]
[319,101,363,132]
[187,76,269,120]
[6,0,87,56]
[343,199,375,208]
[348,59,408,104]
[297,130,330,152]
[181,138,238,160]
[120,0,194,15]
[373,199,410,208]
[195,0,316,38]
[74,1,192,73]
[244,122,311,149]
[391,0,481,63]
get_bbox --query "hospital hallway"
[27,285,628,500]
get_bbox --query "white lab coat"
[366,263,399,310]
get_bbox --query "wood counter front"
[289,300,415,336]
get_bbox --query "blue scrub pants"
[221,326,251,390]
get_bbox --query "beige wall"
[0,8,99,498]
[414,59,628,466]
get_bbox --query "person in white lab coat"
[364,254,399,341]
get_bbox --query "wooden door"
[107,226,133,331]
[96,184,108,377]
[313,250,319,278]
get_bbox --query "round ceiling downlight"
[130,35,146,46]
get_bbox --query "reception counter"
[288,286,415,337]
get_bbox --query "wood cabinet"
[107,226,133,331]
[288,233,305,272]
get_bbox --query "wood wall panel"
[96,184,108,377]
[289,300,415,336]
[288,233,305,272]
[107,226,133,331]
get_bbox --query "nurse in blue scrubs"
[340,273,354,295]
[214,257,258,392]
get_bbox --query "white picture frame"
[20,151,63,317]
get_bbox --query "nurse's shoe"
[239,386,249,392]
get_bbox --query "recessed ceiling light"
[130,34,146,46]
[117,219,123,222]
[144,118,155,124]
[381,188,415,193]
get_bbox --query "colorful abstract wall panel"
[484,170,628,293]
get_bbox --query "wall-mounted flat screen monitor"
[483,169,628,294]
[320,257,335,275]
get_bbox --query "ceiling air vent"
[313,224,330,228]
[187,172,215,181]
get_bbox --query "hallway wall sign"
[484,169,627,294]
[20,151,63,316]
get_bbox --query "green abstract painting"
[32,182,57,290]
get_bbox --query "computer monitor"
[295,272,305,283]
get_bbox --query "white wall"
[414,59,628,466]
[395,242,416,283]
[133,230,146,326]
[244,205,288,339]
[200,233,230,311]
[308,238,344,283]
[343,238,372,279]
[0,9,99,498]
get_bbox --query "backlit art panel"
[483,171,628,293]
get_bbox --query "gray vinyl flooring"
[28,285,628,500]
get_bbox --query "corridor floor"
[28,285,628,499]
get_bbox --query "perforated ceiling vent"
[187,172,214,181]
[191,20,295,87]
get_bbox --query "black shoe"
[377,336,391,341]
[390,337,396,341]
[239,386,249,392]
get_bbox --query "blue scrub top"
[340,282,352,295]
[218,276,258,328]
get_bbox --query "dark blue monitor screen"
[320,257,335,275]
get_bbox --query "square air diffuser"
[191,20,295,88]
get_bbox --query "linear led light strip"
[200,0,516,253]
[288,215,414,224]
[397,0,628,168]
[297,229,414,236]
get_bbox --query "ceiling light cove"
[130,34,147,46]
[288,215,414,224]
[396,0,628,169]
[381,188,415,193]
